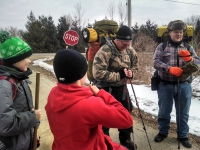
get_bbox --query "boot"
[154,133,167,142]
[178,138,192,148]
[120,139,137,150]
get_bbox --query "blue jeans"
[157,81,191,138]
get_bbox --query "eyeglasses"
[120,41,131,47]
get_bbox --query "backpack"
[157,25,194,44]
[87,42,101,82]
[81,20,119,82]
[82,20,118,44]
[0,76,17,100]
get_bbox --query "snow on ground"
[33,58,200,137]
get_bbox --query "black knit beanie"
[116,25,132,41]
[53,49,88,84]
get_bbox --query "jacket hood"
[0,64,32,81]
[48,83,94,112]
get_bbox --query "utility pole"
[127,0,132,27]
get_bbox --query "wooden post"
[32,72,40,150]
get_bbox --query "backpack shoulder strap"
[0,76,17,100]
[183,42,192,56]
[184,42,191,51]
[162,41,168,50]
[162,41,191,51]
[106,39,132,66]
[126,48,132,60]
[105,39,116,66]
[153,41,167,54]
[154,42,167,75]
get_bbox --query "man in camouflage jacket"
[92,25,138,150]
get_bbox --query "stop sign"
[63,30,79,46]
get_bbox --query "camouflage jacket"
[92,40,138,87]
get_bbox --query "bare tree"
[73,2,86,29]
[117,1,127,26]
[184,15,200,27]
[0,26,22,38]
[107,2,115,20]
[65,14,73,29]
[184,15,200,52]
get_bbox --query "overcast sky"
[0,0,200,30]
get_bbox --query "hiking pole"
[33,72,40,150]
[177,53,181,149]
[124,78,137,150]
[129,79,153,150]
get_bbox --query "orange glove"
[179,50,192,62]
[169,67,183,76]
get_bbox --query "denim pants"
[157,81,191,138]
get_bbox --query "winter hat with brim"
[53,49,88,84]
[167,20,187,32]
[0,30,32,64]
[116,25,132,41]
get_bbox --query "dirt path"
[29,54,200,150]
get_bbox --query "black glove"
[119,68,126,79]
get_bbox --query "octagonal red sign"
[63,30,79,46]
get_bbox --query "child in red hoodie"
[45,49,133,150]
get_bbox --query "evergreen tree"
[132,23,139,34]
[25,11,36,31]
[195,19,200,37]
[194,19,200,49]
[140,20,157,42]
[39,15,59,53]
[57,16,70,49]
[22,12,46,53]
[70,20,87,53]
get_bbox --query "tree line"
[0,2,200,53]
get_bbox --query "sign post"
[63,30,79,46]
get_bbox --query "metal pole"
[32,72,40,150]
[127,0,132,27]
[129,79,152,150]
[177,53,181,149]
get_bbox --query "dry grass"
[134,52,154,85]
[131,33,157,85]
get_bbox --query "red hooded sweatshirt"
[45,83,133,150]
